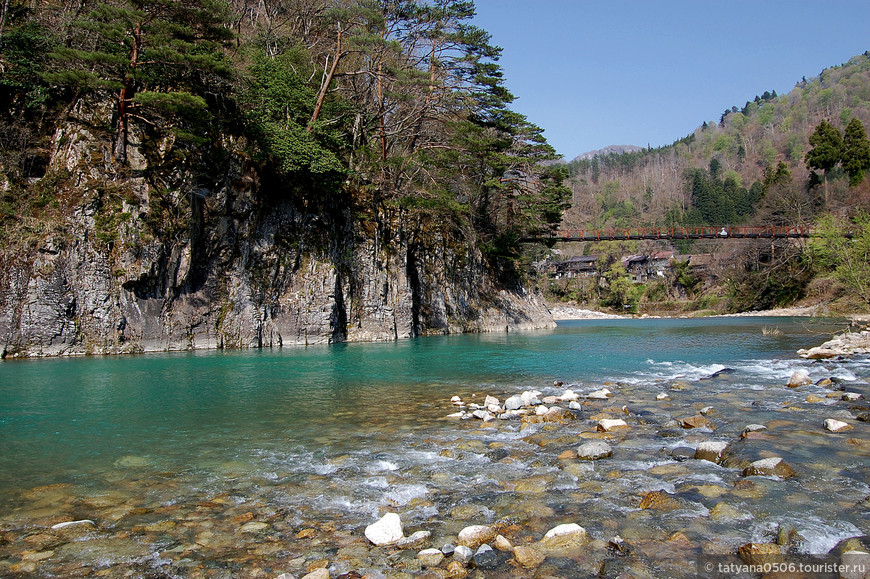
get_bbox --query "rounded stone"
[825,418,853,432]
[743,457,796,479]
[417,548,445,567]
[787,370,812,387]
[457,524,495,548]
[695,441,729,463]
[364,512,403,546]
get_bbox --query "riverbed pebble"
[504,395,523,410]
[457,525,495,548]
[787,370,812,387]
[417,548,444,566]
[741,424,767,437]
[453,545,473,563]
[473,544,500,569]
[364,513,403,546]
[597,418,628,431]
[825,418,853,432]
[695,441,729,463]
[576,440,614,460]
[587,388,611,399]
[743,457,796,479]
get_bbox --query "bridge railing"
[547,225,813,240]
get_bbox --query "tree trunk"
[115,22,141,164]
[377,59,386,161]
[308,28,342,131]
[0,0,11,47]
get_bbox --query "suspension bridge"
[522,225,816,243]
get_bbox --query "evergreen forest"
[0,0,569,278]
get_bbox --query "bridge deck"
[523,226,813,242]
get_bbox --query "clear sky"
[471,0,870,160]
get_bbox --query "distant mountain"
[572,145,644,161]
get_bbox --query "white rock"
[51,519,96,530]
[576,441,613,460]
[504,395,524,410]
[457,524,495,547]
[742,424,767,435]
[364,513,403,546]
[587,388,611,399]
[535,405,550,416]
[521,390,542,406]
[700,406,714,415]
[843,392,863,401]
[568,401,582,410]
[444,411,466,419]
[453,544,474,563]
[472,409,493,421]
[301,569,329,579]
[695,441,729,463]
[824,418,853,432]
[276,574,297,579]
[544,523,587,540]
[656,392,669,400]
[484,395,500,408]
[597,418,628,431]
[787,369,812,387]
[451,395,462,404]
[557,389,579,402]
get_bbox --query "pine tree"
[842,118,870,186]
[45,0,233,163]
[805,120,843,205]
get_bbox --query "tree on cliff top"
[44,0,233,163]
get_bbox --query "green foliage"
[809,212,870,305]
[241,49,346,178]
[0,17,54,108]
[842,118,870,185]
[672,259,699,298]
[683,166,758,225]
[805,120,844,175]
[600,263,642,312]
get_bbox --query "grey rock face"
[0,100,554,358]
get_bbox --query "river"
[0,317,868,577]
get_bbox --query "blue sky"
[472,0,870,160]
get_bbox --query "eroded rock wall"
[0,102,554,358]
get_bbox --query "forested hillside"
[563,52,870,230]
[550,52,870,314]
[0,0,569,356]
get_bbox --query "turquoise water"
[0,318,837,490]
[1,317,868,577]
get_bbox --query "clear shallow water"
[1,317,869,577]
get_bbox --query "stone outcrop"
[798,329,870,359]
[0,100,554,358]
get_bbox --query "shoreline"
[550,303,869,322]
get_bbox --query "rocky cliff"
[0,100,554,358]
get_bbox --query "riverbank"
[549,302,859,321]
